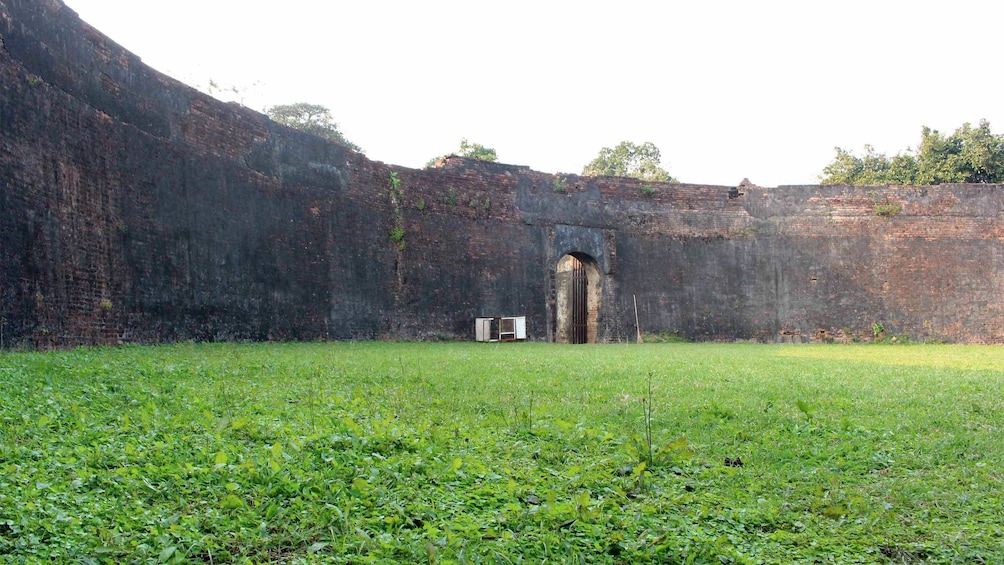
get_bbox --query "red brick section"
[3,0,1004,347]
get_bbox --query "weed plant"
[0,342,1002,563]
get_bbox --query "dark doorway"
[555,253,600,344]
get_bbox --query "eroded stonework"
[3,0,1004,347]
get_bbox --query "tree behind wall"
[581,141,677,182]
[820,120,1004,185]
[267,103,362,152]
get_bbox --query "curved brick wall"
[3,0,1004,347]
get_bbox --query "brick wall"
[3,0,1004,347]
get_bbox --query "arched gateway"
[555,253,602,344]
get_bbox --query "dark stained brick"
[2,1,1004,347]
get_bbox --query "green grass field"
[1,342,1002,563]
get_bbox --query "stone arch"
[555,253,602,344]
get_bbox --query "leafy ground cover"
[0,342,1002,563]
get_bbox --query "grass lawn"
[1,342,1002,563]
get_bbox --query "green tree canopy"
[819,145,918,185]
[820,120,1004,185]
[426,138,498,167]
[266,103,361,152]
[581,141,677,182]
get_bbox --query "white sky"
[63,0,1004,187]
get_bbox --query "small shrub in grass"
[642,329,687,343]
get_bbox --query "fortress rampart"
[3,0,1004,347]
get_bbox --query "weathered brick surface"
[3,0,1004,346]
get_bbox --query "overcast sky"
[64,0,1004,187]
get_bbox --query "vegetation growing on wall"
[873,202,901,217]
[388,172,405,250]
[426,139,498,167]
[869,192,902,216]
[820,120,1004,185]
[552,175,568,193]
